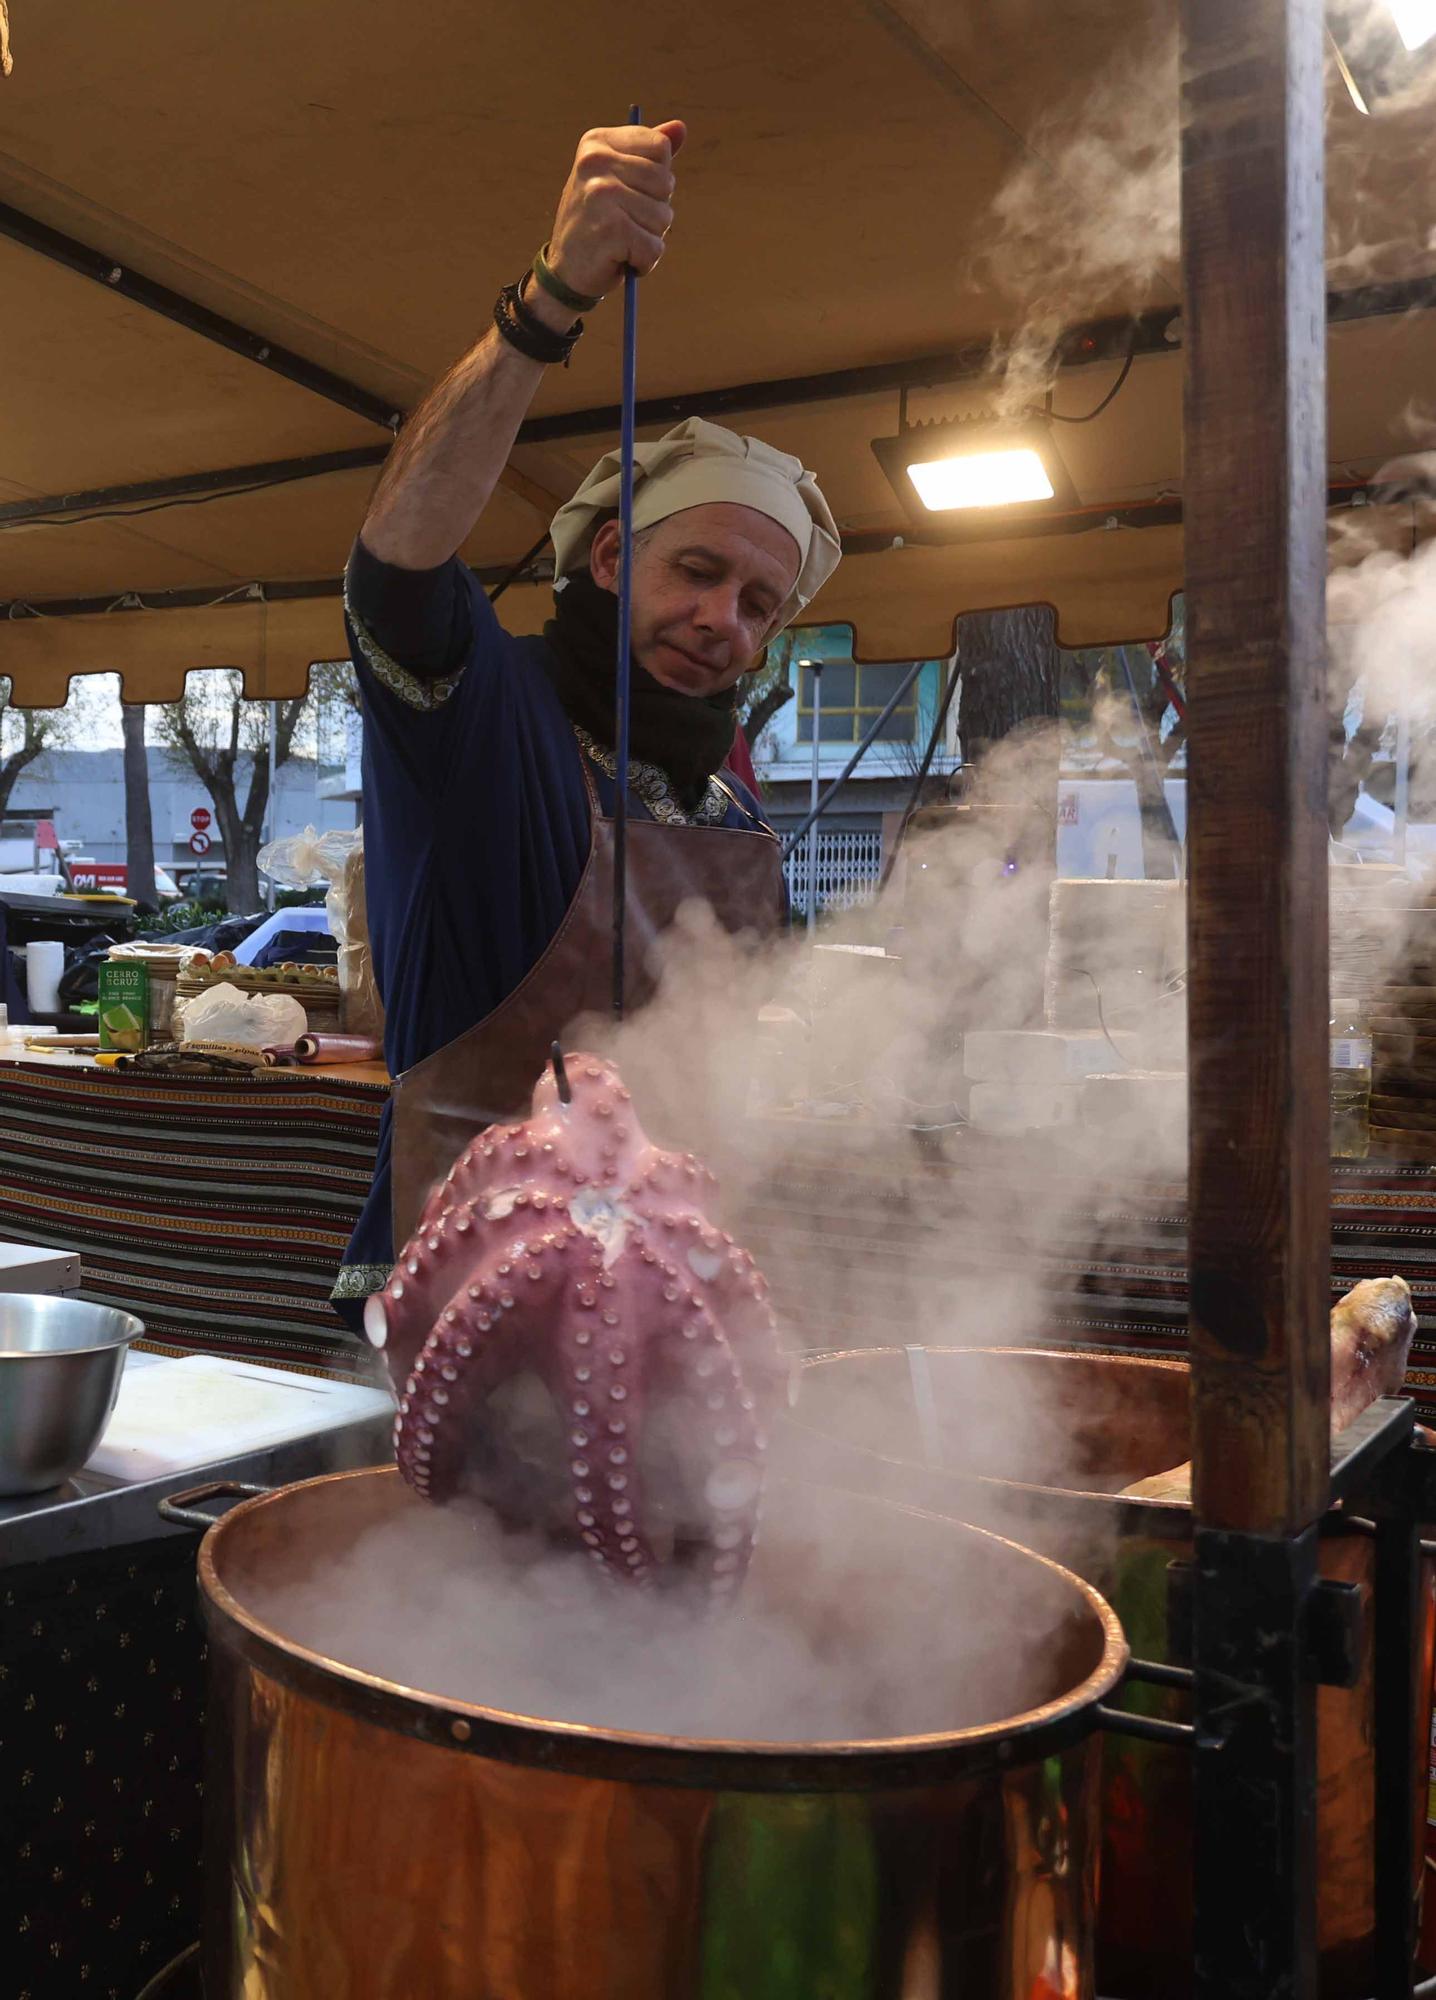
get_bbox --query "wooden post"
[1182,0,1330,1538]
[1180,2,1329,1992]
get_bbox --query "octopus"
[1122,1275,1417,1502]
[364,1051,786,1593]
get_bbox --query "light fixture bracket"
[871,412,1079,531]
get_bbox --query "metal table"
[0,1406,391,2000]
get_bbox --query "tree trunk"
[219,798,263,915]
[120,703,158,908]
[953,606,1062,1027]
[957,606,1061,763]
[0,720,50,819]
[1116,649,1183,878]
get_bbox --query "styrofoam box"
[963,1030,1141,1086]
[967,1081,1083,1136]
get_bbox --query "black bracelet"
[493,278,583,366]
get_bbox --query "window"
[796,662,918,743]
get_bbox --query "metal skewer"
[612,100,642,1020]
[550,1040,572,1105]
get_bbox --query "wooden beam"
[1182,15,1330,1989]
[1182,0,1330,1537]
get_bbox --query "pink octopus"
[365,1052,785,1593]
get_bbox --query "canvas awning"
[2,0,1434,701]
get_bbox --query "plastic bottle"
[1330,998,1372,1159]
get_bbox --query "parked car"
[175,868,229,909]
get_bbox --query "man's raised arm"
[359,120,685,573]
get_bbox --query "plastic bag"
[177,982,307,1050]
[258,825,384,1037]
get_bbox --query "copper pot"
[782,1346,1436,2000]
[193,1464,1127,2000]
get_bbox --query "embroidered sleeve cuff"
[344,585,467,713]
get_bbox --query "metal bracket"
[1167,1560,1364,1690]
[1329,1396,1418,1503]
[1096,1702,1196,1747]
[1301,1577,1365,1691]
[156,1480,270,1530]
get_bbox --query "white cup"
[25,941,65,1015]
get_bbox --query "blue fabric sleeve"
[345,536,471,680]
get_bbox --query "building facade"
[751,632,959,918]
[4,748,357,879]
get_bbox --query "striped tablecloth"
[0,1059,387,1373]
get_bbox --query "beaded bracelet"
[493,278,583,366]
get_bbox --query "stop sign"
[191,807,212,832]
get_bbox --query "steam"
[256,1472,1097,1742]
[967,19,1179,415]
[299,726,1185,1743]
[969,12,1436,415]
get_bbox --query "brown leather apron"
[390,758,785,1245]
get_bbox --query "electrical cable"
[1041,327,1138,426]
[0,476,312,531]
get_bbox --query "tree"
[1069,631,1187,878]
[120,700,157,908]
[0,681,69,821]
[739,634,796,758]
[154,673,310,913]
[950,607,1063,1026]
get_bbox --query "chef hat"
[549,417,841,630]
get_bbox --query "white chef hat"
[549,417,841,630]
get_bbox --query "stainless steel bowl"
[0,1294,144,1495]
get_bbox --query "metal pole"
[805,662,822,934]
[612,101,641,1020]
[266,698,278,912]
[779,656,927,863]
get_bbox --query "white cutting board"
[86,1353,393,1481]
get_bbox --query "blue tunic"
[333,548,772,1319]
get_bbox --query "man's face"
[589,503,802,696]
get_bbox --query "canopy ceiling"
[1,0,1434,702]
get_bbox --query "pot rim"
[786,1343,1195,1527]
[198,1463,1130,1793]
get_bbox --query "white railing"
[783,827,885,917]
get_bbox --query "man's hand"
[359,119,686,572]
[546,121,686,304]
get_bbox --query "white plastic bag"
[178,982,307,1050]
[258,825,384,1037]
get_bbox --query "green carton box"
[98,961,150,1053]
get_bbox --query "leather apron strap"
[390,754,784,1246]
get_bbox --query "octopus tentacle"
[653,1293,768,1599]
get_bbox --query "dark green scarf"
[541,571,739,804]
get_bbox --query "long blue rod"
[613,101,641,1020]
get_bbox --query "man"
[334,119,840,1319]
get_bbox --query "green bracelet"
[532,242,603,315]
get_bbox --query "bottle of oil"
[1330,997,1372,1159]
